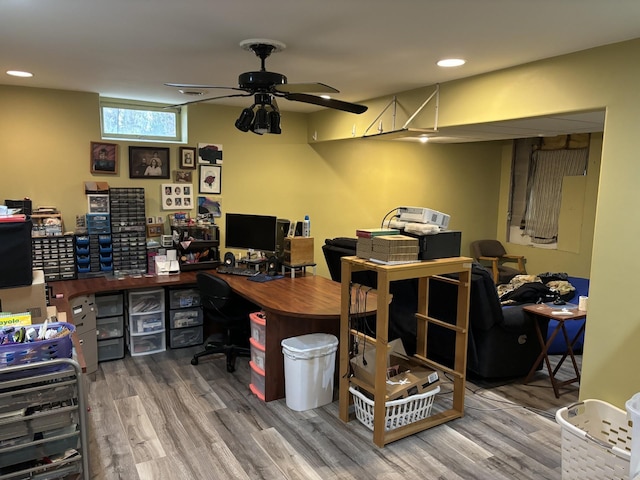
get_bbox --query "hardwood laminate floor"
[86,347,580,480]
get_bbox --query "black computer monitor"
[224,213,277,253]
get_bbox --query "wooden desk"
[523,303,586,398]
[50,270,372,401]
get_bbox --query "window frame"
[99,98,184,143]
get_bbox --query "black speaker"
[267,256,279,276]
[224,252,236,267]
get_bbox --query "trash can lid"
[281,333,338,358]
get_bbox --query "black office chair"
[191,272,254,372]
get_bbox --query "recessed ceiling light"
[6,70,33,78]
[320,94,331,100]
[419,136,429,143]
[437,59,465,68]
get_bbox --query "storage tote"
[556,399,632,480]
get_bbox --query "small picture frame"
[146,224,163,237]
[199,164,221,194]
[179,147,197,169]
[90,142,118,175]
[174,170,193,183]
[128,146,170,179]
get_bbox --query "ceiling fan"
[165,39,368,134]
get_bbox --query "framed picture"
[90,142,118,175]
[128,146,170,179]
[197,143,223,164]
[161,183,194,210]
[179,147,197,169]
[174,170,193,183]
[199,164,221,194]
[146,224,163,237]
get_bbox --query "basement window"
[100,98,183,142]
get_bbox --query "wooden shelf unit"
[338,255,472,447]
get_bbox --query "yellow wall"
[2,36,639,407]
[0,85,503,280]
[310,38,640,406]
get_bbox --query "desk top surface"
[50,269,370,320]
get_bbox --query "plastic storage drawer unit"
[249,337,266,371]
[95,294,124,317]
[249,360,266,401]
[168,308,203,329]
[128,289,164,314]
[98,337,125,362]
[129,312,164,334]
[169,326,203,348]
[128,331,166,356]
[169,288,201,309]
[250,311,266,345]
[96,315,124,339]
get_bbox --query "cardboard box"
[350,338,439,401]
[0,269,48,322]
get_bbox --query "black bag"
[0,219,33,289]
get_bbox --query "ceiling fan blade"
[165,92,253,109]
[273,82,339,94]
[164,83,245,92]
[284,93,368,114]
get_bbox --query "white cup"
[578,295,588,311]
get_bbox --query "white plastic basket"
[349,385,440,431]
[556,399,632,480]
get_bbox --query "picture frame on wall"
[179,147,197,169]
[199,164,221,194]
[161,183,194,210]
[90,142,118,175]
[174,170,193,183]
[128,146,170,179]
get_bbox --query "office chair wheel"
[191,357,199,366]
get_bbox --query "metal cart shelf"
[0,358,88,480]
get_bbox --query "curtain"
[523,148,588,243]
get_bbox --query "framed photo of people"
[90,142,118,175]
[179,147,197,169]
[129,146,170,179]
[161,183,194,210]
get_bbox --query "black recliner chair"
[191,272,255,372]
[427,263,545,379]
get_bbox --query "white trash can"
[281,333,339,411]
[626,392,640,479]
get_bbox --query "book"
[355,228,400,238]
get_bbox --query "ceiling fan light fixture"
[268,110,281,134]
[235,107,254,132]
[252,106,269,134]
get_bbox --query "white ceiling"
[2,0,639,137]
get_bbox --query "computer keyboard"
[216,266,259,276]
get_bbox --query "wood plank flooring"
[86,347,580,480]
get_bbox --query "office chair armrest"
[478,255,499,262]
